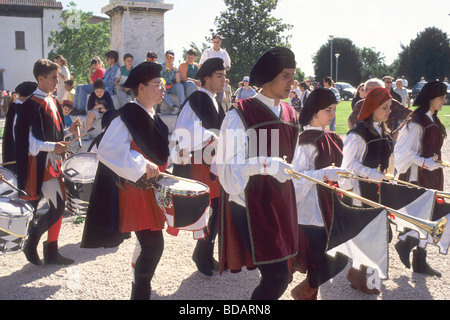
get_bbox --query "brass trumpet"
[433,154,450,167]
[286,169,447,244]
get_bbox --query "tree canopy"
[313,38,363,86]
[48,2,110,85]
[393,27,450,84]
[212,0,295,85]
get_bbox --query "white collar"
[254,92,280,109]
[304,125,325,131]
[34,87,51,99]
[198,87,217,99]
[373,121,382,135]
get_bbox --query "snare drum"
[0,167,18,198]
[62,152,99,215]
[153,175,210,239]
[0,197,34,254]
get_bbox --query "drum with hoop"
[0,167,18,198]
[152,174,210,240]
[0,197,34,254]
[62,152,99,215]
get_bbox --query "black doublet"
[81,102,170,248]
[14,94,65,195]
[348,122,393,203]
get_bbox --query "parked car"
[335,82,357,101]
[410,81,450,105]
[411,81,427,100]
[444,82,450,105]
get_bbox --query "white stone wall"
[42,9,62,59]
[0,9,61,91]
[0,16,42,90]
[109,8,167,64]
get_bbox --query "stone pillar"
[102,0,173,64]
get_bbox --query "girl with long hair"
[393,81,448,277]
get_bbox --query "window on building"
[15,31,25,50]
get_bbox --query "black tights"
[132,229,164,300]
[230,202,290,300]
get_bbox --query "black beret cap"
[196,57,225,80]
[249,47,296,86]
[413,81,448,108]
[15,81,38,97]
[123,61,162,89]
[299,88,337,126]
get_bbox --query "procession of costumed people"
[1,48,449,301]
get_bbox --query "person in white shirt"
[340,87,394,295]
[393,81,448,278]
[15,59,81,266]
[216,47,298,300]
[81,61,173,300]
[173,57,226,277]
[290,87,348,300]
[199,34,231,105]
[394,78,410,106]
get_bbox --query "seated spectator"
[179,48,200,98]
[115,53,134,107]
[63,79,76,102]
[85,79,115,135]
[103,50,120,97]
[161,50,183,115]
[72,56,105,115]
[146,51,158,62]
[73,51,119,115]
[62,100,74,128]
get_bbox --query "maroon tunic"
[221,98,299,268]
[399,114,444,191]
[289,130,344,276]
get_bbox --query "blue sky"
[60,0,450,78]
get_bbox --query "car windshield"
[340,83,352,89]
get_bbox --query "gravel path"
[0,126,449,301]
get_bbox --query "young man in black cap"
[15,59,81,266]
[216,47,299,300]
[2,81,38,173]
[173,57,226,276]
[81,61,172,300]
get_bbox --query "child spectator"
[72,56,105,115]
[115,53,134,107]
[63,79,76,102]
[62,100,74,128]
[85,79,114,135]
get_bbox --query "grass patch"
[335,101,450,136]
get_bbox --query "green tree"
[360,47,394,80]
[48,2,110,85]
[212,0,293,85]
[394,27,450,84]
[313,37,362,86]
[182,42,209,63]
